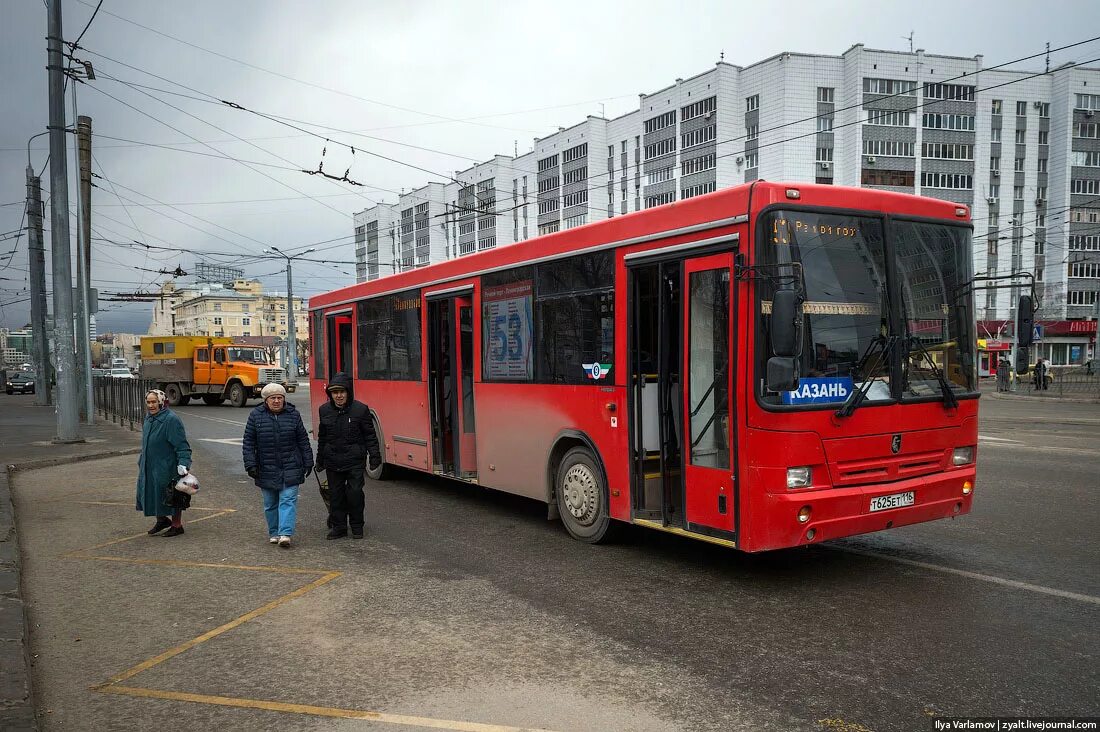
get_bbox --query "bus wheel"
[202,395,225,406]
[228,382,248,408]
[164,383,183,407]
[555,447,614,544]
[365,416,392,480]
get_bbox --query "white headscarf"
[146,389,168,407]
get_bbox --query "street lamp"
[262,246,315,382]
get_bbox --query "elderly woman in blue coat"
[137,389,192,537]
[243,383,313,547]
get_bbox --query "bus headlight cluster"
[952,446,974,466]
[786,467,812,489]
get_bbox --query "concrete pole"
[26,167,51,407]
[46,0,81,442]
[77,115,94,423]
[285,262,299,381]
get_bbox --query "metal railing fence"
[93,376,156,430]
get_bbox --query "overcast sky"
[2,0,1098,333]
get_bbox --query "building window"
[1069,262,1100,279]
[1074,93,1100,111]
[562,143,587,164]
[922,142,973,160]
[242,318,250,326]
[921,113,974,131]
[1069,235,1100,251]
[1076,123,1099,139]
[562,166,587,184]
[1016,100,1028,116]
[862,169,915,187]
[213,303,221,311]
[213,317,223,325]
[921,172,973,190]
[868,110,912,126]
[681,153,717,176]
[644,138,676,160]
[563,215,586,230]
[1072,151,1100,167]
[645,192,676,208]
[538,221,560,236]
[991,99,1003,115]
[988,183,1000,199]
[1015,129,1026,144]
[1071,179,1100,195]
[1014,157,1025,172]
[1068,290,1099,306]
[817,87,834,103]
[645,166,675,185]
[1037,102,1050,117]
[863,78,917,96]
[745,95,759,112]
[817,116,834,132]
[681,125,716,149]
[681,182,717,199]
[537,155,558,172]
[816,148,834,162]
[865,140,915,157]
[1038,129,1050,145]
[1037,158,1048,173]
[643,111,676,134]
[746,124,759,140]
[924,83,975,101]
[744,152,758,169]
[991,128,1002,142]
[681,96,716,122]
[562,190,588,208]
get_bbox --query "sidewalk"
[980,377,1100,405]
[0,397,141,731]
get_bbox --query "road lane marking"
[95,686,559,732]
[977,434,1019,443]
[184,412,248,427]
[199,437,244,445]
[833,547,1100,606]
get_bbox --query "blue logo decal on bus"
[782,376,854,405]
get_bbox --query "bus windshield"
[758,210,977,407]
[228,348,270,364]
[758,210,891,407]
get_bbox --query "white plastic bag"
[175,472,200,495]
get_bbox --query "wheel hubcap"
[562,464,599,525]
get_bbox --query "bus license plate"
[869,491,915,512]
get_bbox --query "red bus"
[309,181,980,552]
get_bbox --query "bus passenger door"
[682,254,736,537]
[427,294,476,480]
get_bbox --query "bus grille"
[831,450,944,487]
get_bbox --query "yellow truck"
[139,336,295,407]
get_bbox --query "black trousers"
[328,466,365,532]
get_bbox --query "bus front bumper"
[757,468,975,550]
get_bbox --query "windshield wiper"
[907,335,959,409]
[835,334,897,419]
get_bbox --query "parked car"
[6,372,35,395]
[110,367,135,379]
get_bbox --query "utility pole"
[26,164,51,407]
[46,0,81,442]
[77,115,94,423]
[264,246,315,382]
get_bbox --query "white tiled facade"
[352,44,1100,321]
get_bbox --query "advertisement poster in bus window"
[483,280,533,380]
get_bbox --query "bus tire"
[365,415,393,480]
[202,395,225,406]
[555,446,615,544]
[228,382,248,408]
[164,383,184,407]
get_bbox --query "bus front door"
[427,295,477,480]
[681,254,735,537]
[326,313,353,379]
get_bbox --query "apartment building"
[351,43,1100,361]
[154,278,306,341]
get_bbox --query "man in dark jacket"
[315,372,380,539]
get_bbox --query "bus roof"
[310,181,969,312]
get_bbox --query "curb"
[985,391,1100,405]
[5,447,143,474]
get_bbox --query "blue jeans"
[261,485,299,537]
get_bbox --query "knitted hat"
[261,383,287,400]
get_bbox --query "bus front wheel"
[555,447,615,544]
[365,416,393,480]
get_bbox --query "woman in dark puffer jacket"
[242,383,314,547]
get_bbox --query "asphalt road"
[159,386,1098,730]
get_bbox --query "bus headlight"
[952,446,974,466]
[786,467,812,489]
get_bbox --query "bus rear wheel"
[555,447,615,544]
[228,382,248,408]
[202,395,225,406]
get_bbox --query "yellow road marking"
[76,555,337,575]
[100,570,341,685]
[96,685,558,732]
[64,509,237,555]
[75,500,227,511]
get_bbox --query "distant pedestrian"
[136,389,192,537]
[1034,358,1049,391]
[315,372,381,540]
[243,383,313,548]
[996,357,1009,392]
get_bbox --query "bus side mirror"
[767,356,800,393]
[1016,295,1034,348]
[1015,347,1030,376]
[770,289,803,358]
